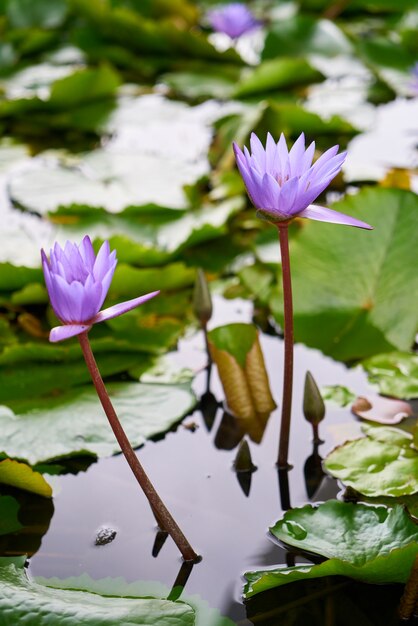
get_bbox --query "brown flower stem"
[277,223,294,469]
[78,331,199,562]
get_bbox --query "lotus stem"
[78,331,199,562]
[277,223,294,469]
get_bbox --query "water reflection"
[304,441,325,500]
[0,487,54,558]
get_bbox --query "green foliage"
[0,560,195,625]
[273,188,418,361]
[0,381,195,464]
[324,424,418,496]
[208,323,257,369]
[244,501,418,597]
[362,351,418,399]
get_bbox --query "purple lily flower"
[207,3,259,39]
[41,236,159,342]
[233,132,373,229]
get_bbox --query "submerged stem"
[277,223,294,469]
[78,331,199,562]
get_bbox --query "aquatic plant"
[206,2,259,39]
[42,236,198,561]
[233,132,372,468]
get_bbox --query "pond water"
[2,296,401,625]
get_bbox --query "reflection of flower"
[233,132,372,229]
[207,3,259,39]
[42,236,159,342]
[409,62,418,95]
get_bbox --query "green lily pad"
[321,384,357,407]
[362,351,418,399]
[0,560,195,626]
[0,459,52,497]
[244,500,418,597]
[234,58,323,98]
[262,16,352,60]
[0,381,195,464]
[324,424,418,497]
[273,188,418,361]
[0,495,22,536]
[208,323,257,369]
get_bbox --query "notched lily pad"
[244,501,418,597]
[362,351,418,400]
[0,382,195,465]
[0,560,195,626]
[324,424,418,497]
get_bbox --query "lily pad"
[321,384,357,407]
[362,351,418,399]
[0,560,195,626]
[0,459,52,497]
[324,424,418,497]
[244,500,418,597]
[234,58,323,98]
[0,381,195,465]
[273,187,418,361]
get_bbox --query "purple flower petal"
[93,291,160,324]
[50,323,92,342]
[298,204,373,229]
[232,132,368,229]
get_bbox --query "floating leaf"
[262,16,352,60]
[362,351,418,399]
[244,501,418,597]
[234,58,323,98]
[0,382,195,464]
[0,459,52,497]
[321,384,357,407]
[0,560,195,626]
[324,424,418,497]
[273,188,418,361]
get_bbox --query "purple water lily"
[233,132,372,229]
[207,3,259,39]
[42,236,159,342]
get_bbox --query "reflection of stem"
[278,468,291,511]
[78,331,199,562]
[399,554,418,620]
[277,224,294,469]
[167,560,195,601]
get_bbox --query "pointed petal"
[288,133,306,177]
[50,324,91,342]
[277,133,290,181]
[93,240,111,281]
[265,133,277,173]
[79,235,95,271]
[279,176,299,216]
[261,173,281,212]
[250,133,266,172]
[93,291,160,324]
[298,204,373,229]
[302,141,315,171]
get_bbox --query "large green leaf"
[5,0,68,28]
[244,501,418,597]
[262,16,352,60]
[324,424,418,496]
[234,58,323,98]
[272,187,418,361]
[0,560,195,626]
[0,381,195,464]
[362,351,418,399]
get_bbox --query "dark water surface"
[6,297,390,625]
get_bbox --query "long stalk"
[78,331,199,562]
[277,223,294,469]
